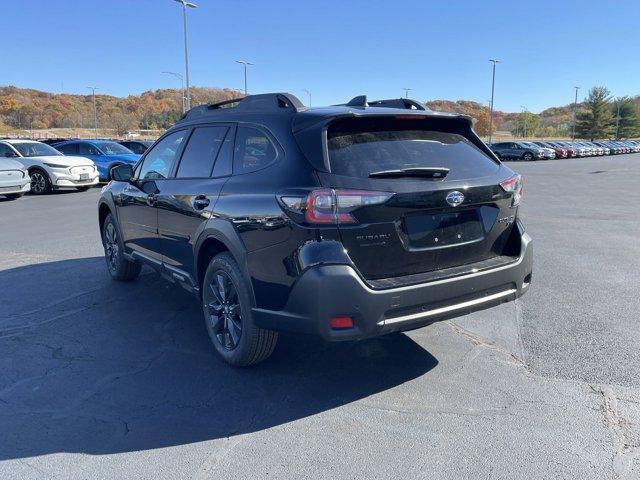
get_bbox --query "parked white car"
[0,139,99,194]
[0,157,30,199]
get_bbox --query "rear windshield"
[327,119,498,180]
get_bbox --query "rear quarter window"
[327,118,499,181]
[233,126,278,174]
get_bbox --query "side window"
[233,126,277,174]
[58,143,79,155]
[79,143,101,155]
[176,126,228,178]
[0,143,15,157]
[138,130,186,180]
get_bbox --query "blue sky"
[4,0,639,112]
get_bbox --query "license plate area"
[80,173,90,180]
[403,209,484,250]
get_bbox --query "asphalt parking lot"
[1,154,639,480]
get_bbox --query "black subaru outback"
[98,93,532,366]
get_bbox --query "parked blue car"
[53,140,140,181]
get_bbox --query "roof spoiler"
[179,92,305,121]
[336,95,430,111]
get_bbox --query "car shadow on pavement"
[0,257,438,460]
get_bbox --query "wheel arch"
[98,202,112,240]
[194,222,253,301]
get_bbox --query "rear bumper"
[253,229,533,341]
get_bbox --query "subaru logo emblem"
[446,191,465,207]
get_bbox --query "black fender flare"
[193,219,256,302]
[97,193,124,244]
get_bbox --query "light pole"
[173,0,197,111]
[302,89,311,107]
[235,60,254,96]
[615,99,621,140]
[488,59,500,144]
[163,71,186,113]
[571,86,580,140]
[402,87,412,98]
[87,86,98,139]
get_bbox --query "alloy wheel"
[207,271,242,350]
[31,172,47,193]
[104,222,119,273]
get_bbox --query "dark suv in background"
[98,93,533,366]
[489,141,545,161]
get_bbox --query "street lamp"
[302,89,311,107]
[572,86,580,140]
[488,59,500,144]
[402,87,412,98]
[615,98,621,140]
[235,60,254,96]
[173,0,197,111]
[163,71,186,113]
[87,86,98,139]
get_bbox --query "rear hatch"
[311,115,520,281]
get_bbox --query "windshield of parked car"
[96,142,133,155]
[12,142,63,157]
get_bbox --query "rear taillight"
[279,189,393,225]
[499,174,523,207]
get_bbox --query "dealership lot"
[0,155,639,479]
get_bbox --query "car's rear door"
[310,115,519,281]
[117,130,188,262]
[156,124,234,284]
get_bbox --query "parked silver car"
[0,156,30,199]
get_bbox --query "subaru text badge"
[446,191,465,207]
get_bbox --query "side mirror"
[111,163,134,182]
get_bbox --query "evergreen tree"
[575,86,614,140]
[613,97,640,139]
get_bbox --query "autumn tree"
[474,110,496,136]
[515,111,540,138]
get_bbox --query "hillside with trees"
[0,85,638,139]
[0,86,241,136]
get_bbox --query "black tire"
[522,152,534,161]
[102,213,141,281]
[29,169,52,194]
[202,252,278,366]
[76,186,92,192]
[4,193,24,200]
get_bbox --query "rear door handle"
[193,195,210,210]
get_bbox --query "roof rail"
[179,92,305,121]
[336,95,429,111]
[208,97,244,109]
[345,95,368,107]
[368,98,429,111]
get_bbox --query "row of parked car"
[0,138,153,198]
[489,140,640,161]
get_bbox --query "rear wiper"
[368,167,450,179]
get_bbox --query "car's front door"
[117,130,188,262]
[156,125,235,285]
